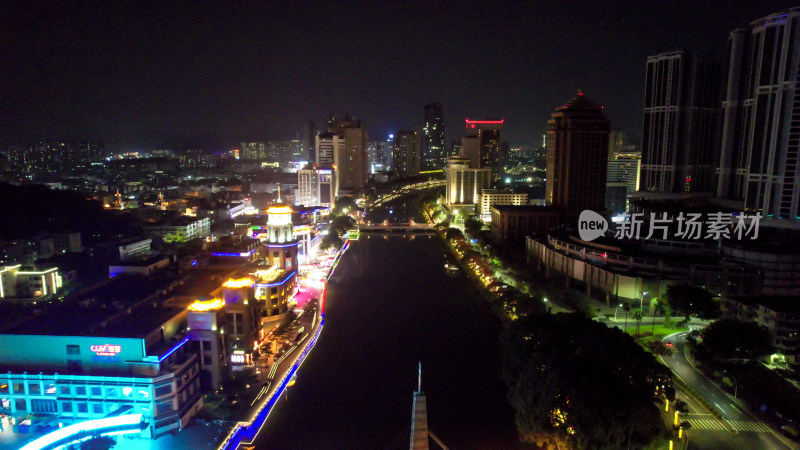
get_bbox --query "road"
[662,332,796,450]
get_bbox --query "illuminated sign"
[223,278,255,288]
[91,344,121,356]
[189,298,224,311]
[293,225,311,235]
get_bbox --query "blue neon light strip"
[255,271,296,288]
[212,248,257,257]
[264,241,299,248]
[19,414,143,450]
[219,242,349,450]
[158,337,189,363]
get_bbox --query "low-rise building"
[490,205,562,244]
[478,189,528,221]
[0,303,202,438]
[145,217,210,243]
[526,228,760,304]
[0,265,63,300]
[726,296,800,363]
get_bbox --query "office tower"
[464,119,503,184]
[546,91,610,212]
[241,142,268,160]
[461,136,480,169]
[422,103,445,170]
[608,129,626,158]
[306,121,316,162]
[315,133,341,196]
[444,155,492,207]
[641,51,723,193]
[392,130,421,178]
[450,140,462,159]
[718,8,800,220]
[607,154,642,199]
[340,124,368,192]
[379,138,392,169]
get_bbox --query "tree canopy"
[501,313,669,449]
[697,319,773,360]
[666,285,720,320]
[331,196,357,216]
[445,228,463,240]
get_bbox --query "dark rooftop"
[731,296,800,313]
[491,205,560,213]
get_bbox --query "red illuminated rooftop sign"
[465,119,505,128]
[91,344,122,356]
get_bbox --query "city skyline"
[3,1,798,153]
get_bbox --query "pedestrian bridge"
[357,222,435,234]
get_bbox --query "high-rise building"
[318,115,368,196]
[444,155,491,208]
[607,154,642,200]
[450,140,462,159]
[10,140,105,176]
[339,125,368,193]
[392,130,421,178]
[641,51,723,193]
[315,133,340,168]
[461,136,480,169]
[608,129,626,158]
[546,91,610,212]
[464,119,503,184]
[306,121,317,163]
[380,136,393,170]
[422,103,445,170]
[717,8,800,221]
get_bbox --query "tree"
[666,285,720,320]
[632,308,644,337]
[318,233,344,251]
[698,319,773,360]
[501,313,669,449]
[662,303,674,328]
[331,196,357,216]
[329,215,356,235]
[445,228,463,240]
[464,216,483,238]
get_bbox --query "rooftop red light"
[465,119,505,125]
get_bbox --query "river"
[254,196,520,449]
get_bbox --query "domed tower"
[545,90,610,213]
[264,202,299,271]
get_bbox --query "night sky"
[2,1,798,153]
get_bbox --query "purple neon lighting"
[158,337,189,363]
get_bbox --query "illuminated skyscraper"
[422,103,445,170]
[392,130,421,178]
[464,119,503,184]
[546,91,610,212]
[641,51,722,193]
[718,8,800,221]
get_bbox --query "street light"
[640,291,648,310]
[614,303,622,321]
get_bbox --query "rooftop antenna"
[276,184,282,203]
[417,361,422,394]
